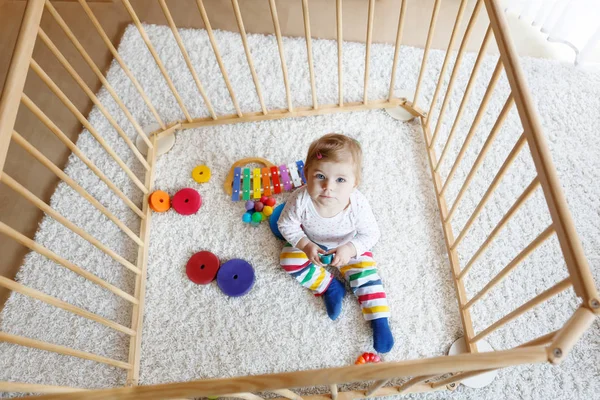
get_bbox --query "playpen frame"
[0,0,598,398]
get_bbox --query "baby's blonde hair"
[305,133,362,185]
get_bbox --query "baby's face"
[306,159,357,211]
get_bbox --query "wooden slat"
[301,0,318,109]
[268,0,293,112]
[421,117,477,352]
[464,224,555,309]
[397,375,435,394]
[181,99,412,129]
[120,0,192,122]
[0,331,132,370]
[445,97,516,223]
[0,381,87,394]
[232,0,267,115]
[388,0,407,101]
[127,134,158,384]
[436,59,504,174]
[33,347,548,400]
[77,0,165,130]
[0,221,138,303]
[227,393,264,400]
[471,278,572,344]
[428,0,484,142]
[45,0,153,148]
[363,0,375,104]
[458,175,540,279]
[154,122,182,140]
[11,130,143,246]
[0,172,142,275]
[195,0,243,117]
[451,134,529,250]
[426,0,468,121]
[365,379,388,397]
[431,331,559,389]
[485,0,600,309]
[521,330,559,348]
[330,384,338,400]
[21,94,145,219]
[0,275,136,336]
[336,0,343,106]
[0,0,44,173]
[30,59,148,194]
[549,306,596,363]
[37,28,150,171]
[272,389,302,400]
[158,0,217,120]
[430,25,493,149]
[412,0,441,108]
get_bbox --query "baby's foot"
[371,318,394,353]
[322,278,345,320]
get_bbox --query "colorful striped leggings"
[279,244,390,321]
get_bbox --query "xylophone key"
[242,168,251,201]
[253,168,262,199]
[279,165,292,191]
[261,167,272,196]
[288,163,302,188]
[232,167,242,201]
[296,160,307,184]
[271,166,281,194]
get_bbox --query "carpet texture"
[1,23,599,400]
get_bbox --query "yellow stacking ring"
[192,165,211,183]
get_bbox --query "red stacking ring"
[172,188,202,215]
[186,251,220,284]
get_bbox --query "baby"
[277,133,394,353]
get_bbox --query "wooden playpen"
[0,0,598,398]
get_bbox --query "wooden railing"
[0,0,597,397]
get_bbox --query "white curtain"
[502,0,600,65]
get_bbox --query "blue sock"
[323,278,345,320]
[371,318,394,353]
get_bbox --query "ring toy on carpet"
[149,190,170,212]
[186,251,220,284]
[217,259,255,297]
[192,165,211,183]
[172,188,202,215]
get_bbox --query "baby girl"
[278,133,394,353]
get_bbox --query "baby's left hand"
[326,243,357,267]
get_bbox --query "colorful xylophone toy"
[224,157,307,201]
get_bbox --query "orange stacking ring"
[149,190,170,212]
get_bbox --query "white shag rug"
[1,23,599,400]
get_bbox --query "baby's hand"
[300,241,326,267]
[327,243,357,267]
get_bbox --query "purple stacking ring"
[216,259,255,297]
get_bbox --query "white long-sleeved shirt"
[277,187,380,256]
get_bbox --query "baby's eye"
[316,173,325,180]
[336,177,346,183]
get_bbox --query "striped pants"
[279,244,390,321]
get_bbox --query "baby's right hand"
[300,241,326,267]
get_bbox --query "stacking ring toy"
[149,190,170,212]
[192,165,211,183]
[186,251,220,284]
[172,188,202,215]
[217,259,255,297]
